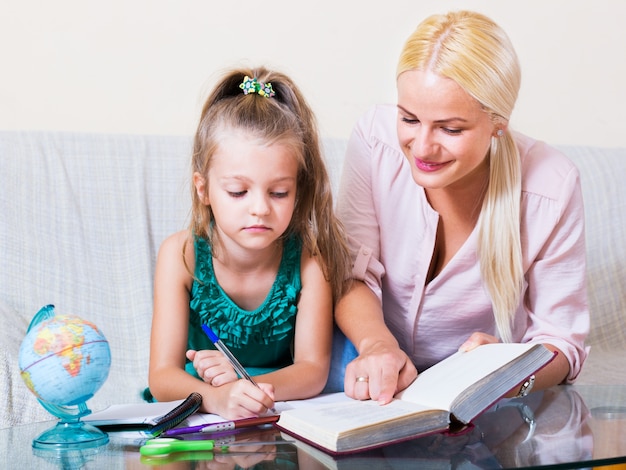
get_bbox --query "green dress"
[186,234,302,378]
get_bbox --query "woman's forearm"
[335,280,399,354]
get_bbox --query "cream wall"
[1,0,624,147]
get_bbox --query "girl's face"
[194,131,298,253]
[396,70,499,192]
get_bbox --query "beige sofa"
[1,130,624,428]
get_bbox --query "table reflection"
[480,387,592,467]
[293,386,593,469]
[589,405,626,465]
[124,427,298,469]
[62,385,626,469]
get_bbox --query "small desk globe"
[18,304,112,450]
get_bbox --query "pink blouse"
[337,105,589,382]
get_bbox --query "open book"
[276,343,554,455]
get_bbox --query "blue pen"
[201,324,276,413]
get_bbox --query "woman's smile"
[414,158,451,173]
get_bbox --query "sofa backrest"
[557,145,626,351]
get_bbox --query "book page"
[396,343,539,411]
[279,398,436,434]
[84,399,185,426]
[275,392,351,412]
[278,399,448,453]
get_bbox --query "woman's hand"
[343,340,417,405]
[458,332,500,352]
[459,334,570,396]
[186,349,238,386]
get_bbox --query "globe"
[18,304,112,450]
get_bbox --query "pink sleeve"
[337,111,385,301]
[521,163,590,383]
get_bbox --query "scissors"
[139,438,293,457]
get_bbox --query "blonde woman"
[335,10,589,404]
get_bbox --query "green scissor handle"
[140,438,218,456]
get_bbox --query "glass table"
[1,384,625,469]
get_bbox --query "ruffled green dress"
[185,234,302,378]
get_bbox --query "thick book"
[276,343,555,455]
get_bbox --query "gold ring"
[356,376,369,383]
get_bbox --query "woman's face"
[397,70,498,192]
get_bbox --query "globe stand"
[32,401,109,451]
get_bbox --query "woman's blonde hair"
[397,11,523,342]
[189,66,351,301]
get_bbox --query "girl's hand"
[207,380,275,419]
[186,349,238,386]
[458,332,500,352]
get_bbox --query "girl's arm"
[253,248,334,401]
[148,231,274,419]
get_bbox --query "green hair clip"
[239,76,276,98]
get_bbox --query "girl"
[148,67,351,419]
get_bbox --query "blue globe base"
[33,420,109,450]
